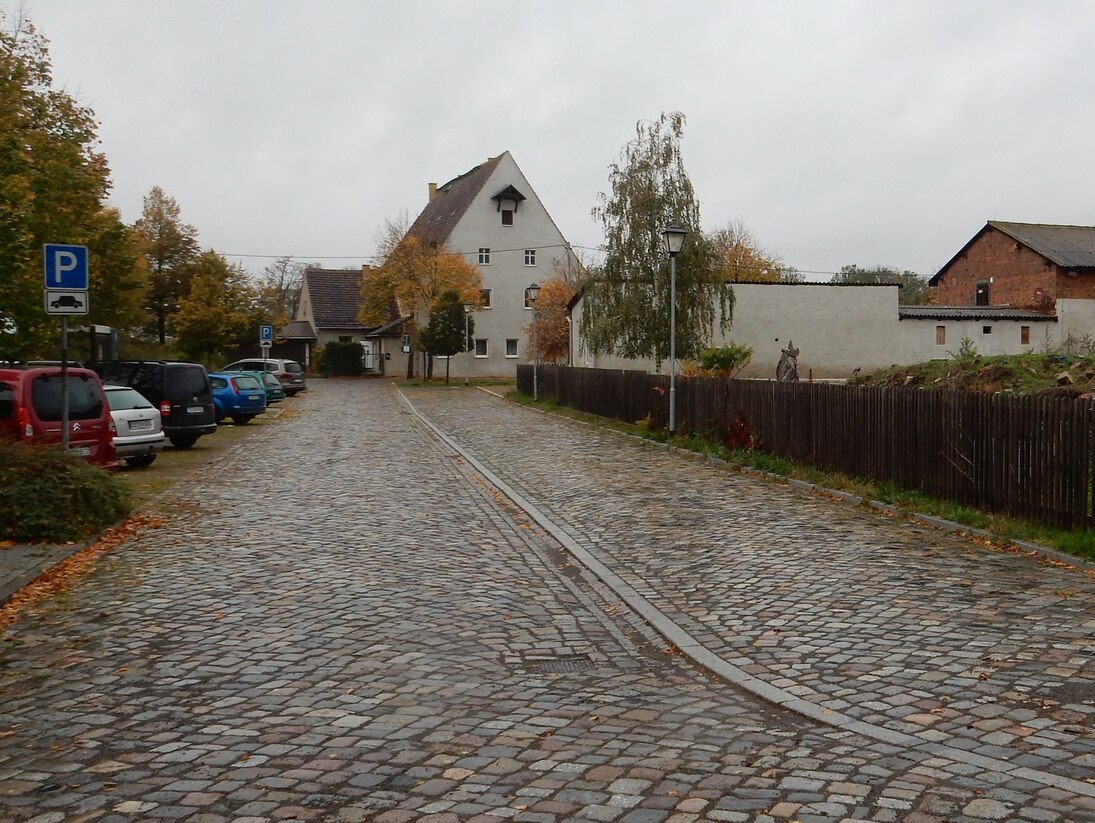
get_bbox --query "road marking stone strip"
[401,387,1095,801]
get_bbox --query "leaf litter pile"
[0,513,165,632]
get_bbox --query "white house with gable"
[406,151,576,378]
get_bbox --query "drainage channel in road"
[398,387,1095,803]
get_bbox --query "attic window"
[492,184,525,227]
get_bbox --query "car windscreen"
[233,375,262,390]
[31,375,104,421]
[105,387,153,411]
[164,366,211,402]
[284,362,302,373]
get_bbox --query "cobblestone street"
[1,379,1094,822]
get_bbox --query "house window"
[524,249,537,266]
[506,339,519,358]
[474,339,488,357]
[983,325,992,335]
[936,325,946,345]
[975,281,990,306]
[480,288,492,309]
[1021,325,1030,345]
[501,209,514,226]
[478,248,491,265]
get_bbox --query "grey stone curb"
[417,387,1095,799]
[486,388,1095,575]
[0,540,93,608]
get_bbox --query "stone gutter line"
[409,387,1095,799]
[477,386,1095,576]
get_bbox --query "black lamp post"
[661,224,688,435]
[526,282,541,400]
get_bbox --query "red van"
[0,366,117,469]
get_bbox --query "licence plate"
[130,419,153,431]
[70,446,90,457]
[187,405,204,414]
[247,395,260,401]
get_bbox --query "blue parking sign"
[43,244,89,290]
[260,325,273,342]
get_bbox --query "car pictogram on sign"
[50,295,84,309]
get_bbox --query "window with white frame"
[506,339,519,358]
[474,339,488,357]
[524,249,536,266]
[479,288,492,308]
[478,248,491,265]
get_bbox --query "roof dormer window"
[491,184,526,227]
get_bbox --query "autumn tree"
[708,220,782,282]
[833,264,930,305]
[420,290,474,385]
[0,12,144,359]
[581,112,732,365]
[135,186,200,343]
[257,255,304,327]
[174,252,260,365]
[361,232,481,378]
[527,275,576,364]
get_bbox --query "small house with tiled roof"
[930,221,1095,310]
[394,151,576,377]
[294,267,408,374]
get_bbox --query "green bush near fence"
[0,442,131,542]
[320,341,365,377]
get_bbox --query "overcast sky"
[20,1,1095,280]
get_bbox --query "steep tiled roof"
[407,155,502,245]
[303,268,368,329]
[988,221,1095,268]
[279,320,316,339]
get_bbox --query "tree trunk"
[445,358,450,385]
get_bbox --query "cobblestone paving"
[405,386,1095,816]
[0,381,1092,822]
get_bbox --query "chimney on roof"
[428,182,437,202]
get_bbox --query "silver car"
[103,384,166,468]
[223,358,306,395]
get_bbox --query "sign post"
[260,325,273,377]
[43,245,89,451]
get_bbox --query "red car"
[0,365,117,468]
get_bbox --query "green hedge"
[0,442,131,543]
[321,341,365,376]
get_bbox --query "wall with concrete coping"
[570,282,1081,379]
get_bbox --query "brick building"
[930,221,1095,310]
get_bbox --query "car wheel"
[232,415,254,425]
[124,454,156,468]
[170,436,198,449]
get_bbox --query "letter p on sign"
[43,244,89,290]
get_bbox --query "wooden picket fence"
[518,364,1095,530]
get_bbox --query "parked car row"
[0,358,306,471]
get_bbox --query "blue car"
[208,372,267,424]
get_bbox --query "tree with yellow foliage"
[526,275,576,364]
[708,219,782,282]
[360,232,481,378]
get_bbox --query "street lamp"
[463,300,475,387]
[526,282,541,401]
[661,224,688,435]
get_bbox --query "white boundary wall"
[571,283,1079,379]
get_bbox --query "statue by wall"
[776,341,800,382]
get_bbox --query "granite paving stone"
[0,381,1092,821]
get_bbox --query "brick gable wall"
[934,227,1095,309]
